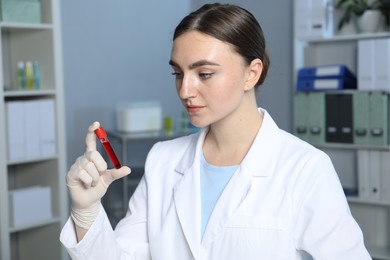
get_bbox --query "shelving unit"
[294,1,390,259]
[0,0,67,259]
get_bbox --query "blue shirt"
[200,153,239,238]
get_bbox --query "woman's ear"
[244,58,263,91]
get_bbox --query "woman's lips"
[187,105,204,113]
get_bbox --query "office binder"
[293,92,310,141]
[369,151,382,200]
[298,65,355,79]
[39,99,56,156]
[293,92,326,145]
[6,101,26,161]
[24,100,41,159]
[369,92,389,146]
[338,94,353,143]
[358,150,390,201]
[358,39,374,90]
[353,92,370,145]
[325,94,353,143]
[357,150,370,199]
[325,94,339,142]
[308,92,325,144]
[297,64,357,91]
[358,38,390,91]
[297,76,357,91]
[374,38,390,91]
[381,151,390,202]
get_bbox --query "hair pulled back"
[173,3,270,87]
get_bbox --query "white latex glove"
[67,121,131,229]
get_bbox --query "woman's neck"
[203,107,263,166]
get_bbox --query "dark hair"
[173,3,270,87]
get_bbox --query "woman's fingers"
[101,166,131,188]
[85,121,100,152]
[74,154,104,188]
[84,150,107,172]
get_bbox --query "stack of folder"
[294,91,389,146]
[358,38,390,91]
[6,99,56,162]
[296,65,357,91]
[357,150,390,202]
[325,94,353,144]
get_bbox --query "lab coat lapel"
[172,110,282,253]
[201,165,252,248]
[173,129,207,259]
[201,109,283,248]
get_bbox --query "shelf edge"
[0,22,53,30]
[9,217,61,233]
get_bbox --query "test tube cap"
[94,126,107,139]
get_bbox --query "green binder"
[308,92,325,145]
[293,92,310,142]
[1,0,41,24]
[353,92,370,145]
[369,92,389,146]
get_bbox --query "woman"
[61,3,370,259]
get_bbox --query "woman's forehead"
[170,31,238,65]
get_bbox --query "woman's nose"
[178,75,197,99]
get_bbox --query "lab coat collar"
[172,108,283,256]
[173,129,205,259]
[174,108,283,177]
[175,128,206,175]
[241,108,282,177]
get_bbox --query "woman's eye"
[199,72,213,79]
[171,72,183,79]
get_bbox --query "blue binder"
[298,65,355,79]
[297,76,357,91]
[296,64,357,91]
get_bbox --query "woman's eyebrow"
[189,60,220,69]
[169,59,179,67]
[169,59,220,69]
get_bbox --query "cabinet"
[0,0,67,259]
[294,1,390,259]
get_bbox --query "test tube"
[94,126,122,169]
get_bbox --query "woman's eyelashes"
[171,70,185,81]
[199,72,214,79]
[171,71,183,78]
[171,71,214,80]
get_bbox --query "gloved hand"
[67,121,131,230]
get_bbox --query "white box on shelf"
[357,150,370,200]
[358,150,390,202]
[369,151,382,201]
[9,186,52,227]
[380,151,390,202]
[1,0,41,24]
[295,0,333,40]
[6,101,25,161]
[6,99,57,161]
[116,101,162,132]
[358,38,390,91]
[374,38,390,91]
[39,99,56,157]
[358,39,375,90]
[24,100,41,159]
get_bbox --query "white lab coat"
[60,109,371,260]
